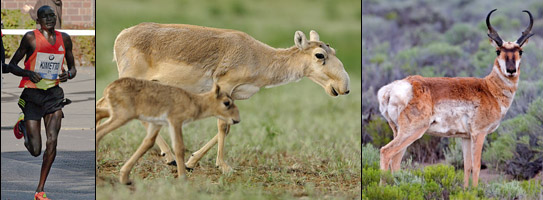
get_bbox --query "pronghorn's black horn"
[486,9,503,47]
[516,10,535,46]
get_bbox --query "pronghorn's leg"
[215,119,233,173]
[470,132,487,187]
[380,124,429,171]
[388,121,405,172]
[390,148,407,172]
[119,123,161,184]
[140,121,176,165]
[169,123,187,179]
[461,138,473,188]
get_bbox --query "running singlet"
[19,29,65,90]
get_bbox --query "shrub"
[485,181,526,200]
[362,143,380,169]
[362,168,380,188]
[450,190,481,200]
[363,117,393,148]
[519,179,543,199]
[1,9,36,57]
[444,138,464,170]
[423,180,442,200]
[423,164,463,195]
[362,183,408,200]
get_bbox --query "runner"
[8,5,77,200]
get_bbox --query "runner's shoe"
[34,192,51,200]
[13,113,25,139]
[62,98,72,106]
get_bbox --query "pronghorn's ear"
[294,31,308,50]
[489,38,501,49]
[309,30,320,41]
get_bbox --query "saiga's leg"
[461,138,473,188]
[215,119,233,173]
[96,114,131,151]
[185,119,227,170]
[169,123,187,179]
[119,123,161,184]
[140,121,176,165]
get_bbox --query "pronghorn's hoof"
[167,160,177,166]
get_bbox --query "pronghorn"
[377,9,533,188]
[97,23,350,173]
[96,77,240,184]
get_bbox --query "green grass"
[96,0,361,199]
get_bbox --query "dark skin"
[8,6,76,193]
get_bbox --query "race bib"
[34,52,64,79]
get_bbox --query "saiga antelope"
[97,23,350,173]
[377,9,534,188]
[96,77,240,184]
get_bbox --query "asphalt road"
[1,66,95,200]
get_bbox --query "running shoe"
[34,192,51,200]
[13,113,25,139]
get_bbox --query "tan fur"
[96,77,240,184]
[102,23,350,172]
[378,38,528,188]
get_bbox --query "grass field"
[96,0,361,199]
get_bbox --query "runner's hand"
[24,70,42,83]
[59,68,76,82]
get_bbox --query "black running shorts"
[18,86,64,121]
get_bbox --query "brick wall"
[1,0,94,27]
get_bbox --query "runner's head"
[37,6,56,30]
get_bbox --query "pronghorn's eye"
[496,50,501,56]
[315,53,325,59]
[519,50,523,56]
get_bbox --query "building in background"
[1,0,94,28]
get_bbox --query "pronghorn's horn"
[516,10,535,46]
[486,9,503,47]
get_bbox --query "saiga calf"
[96,77,240,184]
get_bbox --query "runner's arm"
[8,32,42,82]
[59,33,76,82]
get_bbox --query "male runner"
[8,5,77,200]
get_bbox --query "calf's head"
[205,84,241,125]
[295,30,350,97]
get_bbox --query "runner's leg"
[36,110,62,192]
[24,120,42,157]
